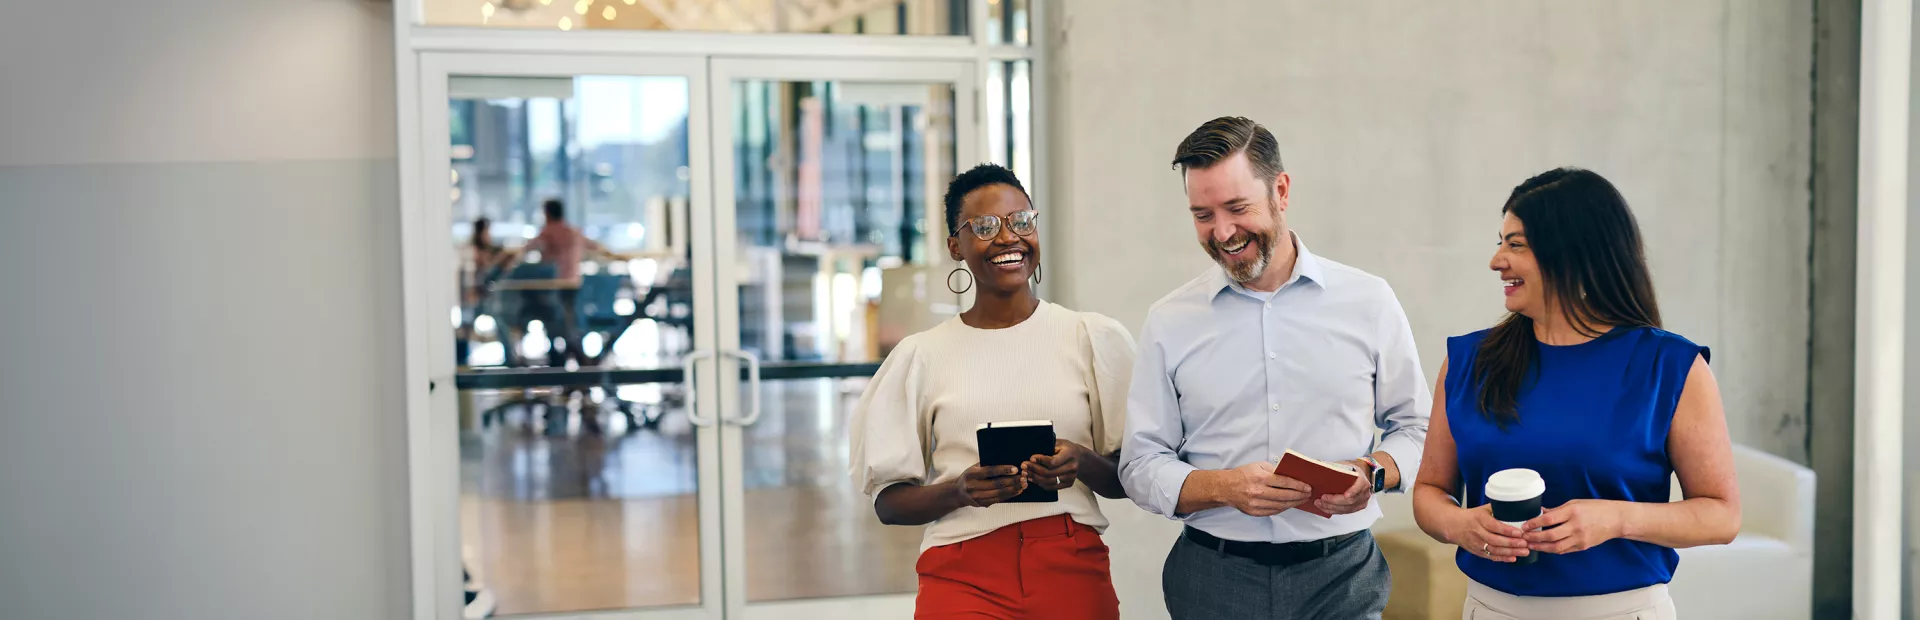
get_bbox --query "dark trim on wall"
[1809,0,1861,617]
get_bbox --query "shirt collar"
[1210,232,1328,300]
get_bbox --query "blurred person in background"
[499,199,634,366]
[456,217,509,366]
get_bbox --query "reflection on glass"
[987,0,1030,45]
[426,0,969,36]
[451,74,702,617]
[732,79,956,602]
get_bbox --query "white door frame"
[705,57,976,620]
[393,3,1045,619]
[414,51,725,620]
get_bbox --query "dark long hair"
[470,217,496,252]
[1473,168,1662,428]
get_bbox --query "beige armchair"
[1372,490,1466,620]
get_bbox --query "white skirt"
[1464,579,1676,620]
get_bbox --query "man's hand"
[1218,462,1311,517]
[1313,465,1373,515]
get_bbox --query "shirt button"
[1270,403,1280,411]
[1268,352,1276,359]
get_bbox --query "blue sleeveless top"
[1445,326,1707,597]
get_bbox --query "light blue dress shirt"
[1120,235,1430,543]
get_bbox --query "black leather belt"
[1182,527,1364,566]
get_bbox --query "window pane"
[451,74,703,616]
[986,0,1029,45]
[727,79,956,602]
[984,60,1032,188]
[428,0,970,36]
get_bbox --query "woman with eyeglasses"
[1411,168,1740,619]
[849,163,1134,620]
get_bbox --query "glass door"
[420,52,977,620]
[422,53,724,620]
[705,58,976,619]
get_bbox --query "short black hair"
[943,163,1030,237]
[542,198,566,221]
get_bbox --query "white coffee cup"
[1485,468,1546,565]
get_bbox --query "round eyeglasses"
[954,210,1039,241]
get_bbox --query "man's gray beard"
[1214,233,1274,283]
[1223,251,1269,283]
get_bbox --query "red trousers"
[914,515,1120,620]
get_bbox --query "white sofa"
[1371,444,1815,620]
[1664,445,1815,619]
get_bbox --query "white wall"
[0,1,409,619]
[1046,0,1811,457]
[1046,1,1813,618]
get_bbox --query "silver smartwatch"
[1358,455,1387,493]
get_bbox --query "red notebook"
[1273,450,1364,518]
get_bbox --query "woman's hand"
[1024,440,1083,492]
[1024,440,1083,491]
[951,464,1027,508]
[1523,499,1627,554]
[1448,504,1531,563]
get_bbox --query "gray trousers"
[1163,530,1391,620]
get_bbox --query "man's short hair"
[1171,116,1285,186]
[542,198,566,221]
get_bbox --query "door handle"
[682,350,718,427]
[722,349,762,426]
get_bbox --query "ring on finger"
[1482,543,1489,555]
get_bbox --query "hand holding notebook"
[951,462,1028,508]
[1272,450,1366,518]
[976,420,1060,503]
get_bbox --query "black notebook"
[975,420,1058,503]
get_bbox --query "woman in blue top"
[1411,168,1741,619]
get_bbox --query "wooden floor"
[460,379,924,617]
